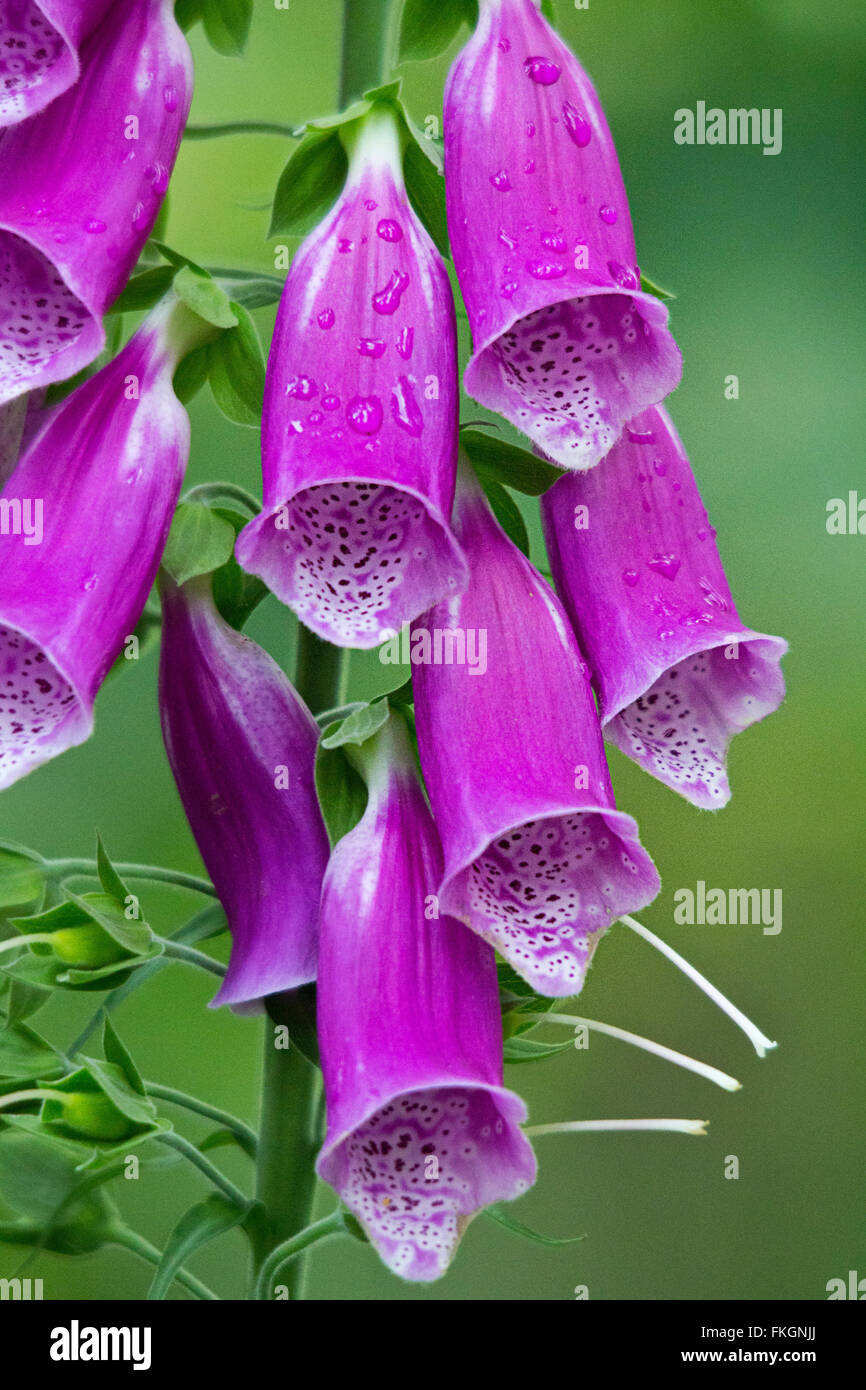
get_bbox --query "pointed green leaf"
[404,139,449,257]
[315,740,369,849]
[161,502,237,587]
[173,265,238,329]
[0,1023,64,1082]
[503,1034,574,1063]
[484,1204,584,1246]
[107,265,175,316]
[0,849,46,912]
[148,1194,249,1300]
[207,301,265,426]
[461,428,566,495]
[102,1017,146,1098]
[398,0,477,63]
[269,128,348,239]
[201,0,252,56]
[320,699,390,751]
[640,272,676,303]
[95,837,130,907]
[210,507,270,631]
[481,478,530,556]
[173,342,212,405]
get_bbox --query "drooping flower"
[316,710,536,1280]
[236,104,469,649]
[0,1,111,127]
[444,0,681,470]
[541,404,788,808]
[411,464,660,996]
[0,297,204,790]
[0,0,192,405]
[158,574,328,1007]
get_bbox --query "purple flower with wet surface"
[542,404,788,808]
[412,464,660,996]
[0,0,191,405]
[0,1,111,126]
[236,104,469,648]
[159,574,328,1008]
[316,710,536,1279]
[0,298,199,789]
[444,0,681,469]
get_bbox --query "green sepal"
[40,1060,159,1142]
[0,848,47,914]
[483,1204,584,1247]
[460,427,566,496]
[161,502,237,587]
[502,1034,574,1063]
[269,127,349,239]
[640,272,676,302]
[173,265,238,329]
[107,265,176,316]
[207,301,265,426]
[209,507,270,631]
[481,478,530,557]
[398,0,478,63]
[0,1023,65,1084]
[101,1017,146,1099]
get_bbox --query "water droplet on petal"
[347,395,383,435]
[358,337,386,358]
[498,227,518,251]
[287,375,317,400]
[523,56,561,85]
[131,202,148,229]
[623,569,640,587]
[163,85,178,113]
[391,376,424,437]
[396,326,414,360]
[626,427,656,444]
[562,102,592,147]
[647,553,682,581]
[338,238,353,254]
[653,459,667,476]
[500,280,519,299]
[490,169,513,192]
[541,230,567,253]
[525,121,536,137]
[526,257,567,280]
[524,159,536,174]
[364,198,378,211]
[317,308,335,330]
[82,573,98,592]
[86,219,106,234]
[498,36,511,53]
[376,218,403,242]
[608,260,639,289]
[322,393,340,411]
[599,205,617,224]
[372,269,410,315]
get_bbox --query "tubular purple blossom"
[0,298,204,790]
[316,711,536,1281]
[0,1,112,127]
[444,0,681,470]
[158,575,328,1007]
[541,404,788,808]
[411,464,660,997]
[236,105,469,648]
[0,0,192,405]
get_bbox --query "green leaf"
[173,343,212,405]
[209,507,269,632]
[481,478,530,556]
[461,428,566,495]
[484,1204,584,1247]
[149,1194,248,1299]
[0,1023,64,1082]
[320,699,390,751]
[199,1128,256,1160]
[503,1034,574,1063]
[398,0,477,62]
[107,265,175,316]
[315,739,369,849]
[640,272,676,302]
[176,0,203,33]
[201,0,252,56]
[173,265,238,329]
[161,502,237,587]
[95,837,130,908]
[0,1131,116,1252]
[207,302,265,426]
[102,1017,146,1098]
[404,139,449,257]
[213,275,283,310]
[3,978,49,1026]
[0,849,46,912]
[269,128,348,239]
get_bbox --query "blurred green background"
[1,0,864,1301]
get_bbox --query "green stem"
[185,121,303,140]
[251,1002,321,1300]
[254,1210,345,1300]
[157,1131,249,1209]
[0,933,55,954]
[158,939,227,978]
[294,627,346,721]
[48,860,217,898]
[109,1224,219,1301]
[145,1082,257,1155]
[339,0,394,106]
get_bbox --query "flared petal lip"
[236,474,470,651]
[600,625,789,728]
[317,1077,531,1181]
[438,799,660,923]
[0,613,92,790]
[464,282,677,393]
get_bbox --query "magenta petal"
[0,304,189,788]
[236,113,469,648]
[158,579,328,1007]
[541,404,788,808]
[0,0,192,404]
[0,1,111,126]
[444,0,681,469]
[411,469,660,997]
[316,714,536,1281]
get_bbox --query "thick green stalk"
[339,0,394,105]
